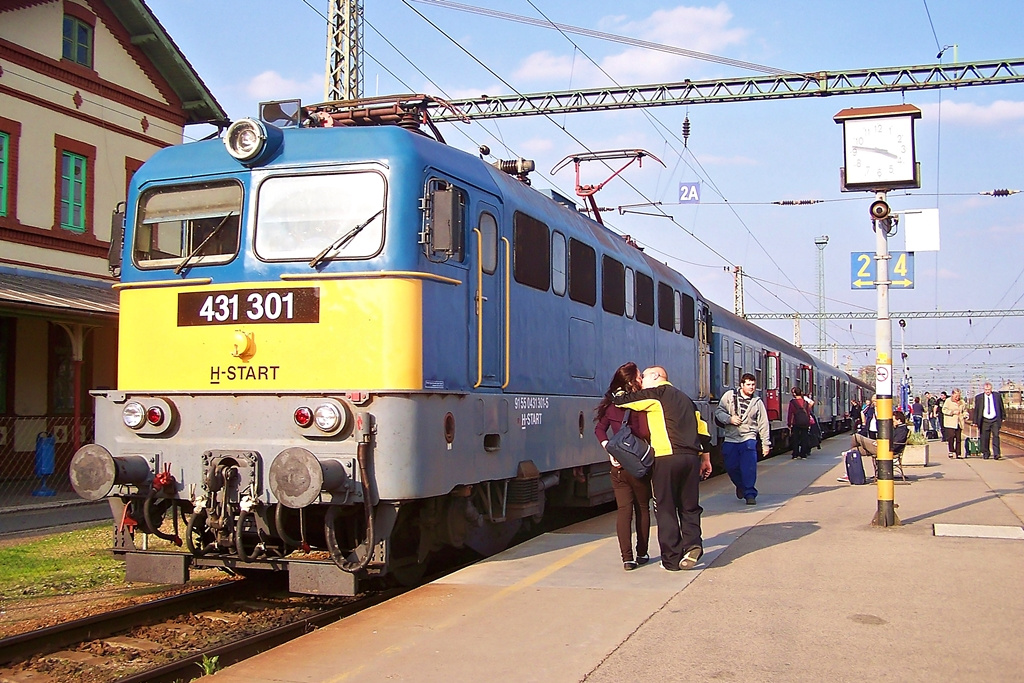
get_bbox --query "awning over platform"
[0,271,118,320]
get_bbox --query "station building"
[0,0,224,502]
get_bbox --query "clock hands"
[852,145,898,159]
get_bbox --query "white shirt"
[984,394,997,420]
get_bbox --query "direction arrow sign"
[850,251,916,289]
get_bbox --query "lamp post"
[835,104,921,528]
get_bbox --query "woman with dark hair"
[787,387,812,459]
[595,362,652,571]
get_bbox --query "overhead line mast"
[425,59,1024,121]
[326,0,364,101]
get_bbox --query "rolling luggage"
[845,449,868,485]
[925,429,939,441]
[964,425,981,457]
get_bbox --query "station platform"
[210,438,1024,683]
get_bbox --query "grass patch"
[0,524,126,599]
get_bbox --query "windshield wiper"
[308,208,384,269]
[174,212,235,275]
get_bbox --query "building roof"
[102,0,228,126]
[0,270,117,321]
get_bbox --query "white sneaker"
[837,475,849,482]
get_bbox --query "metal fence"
[0,415,93,511]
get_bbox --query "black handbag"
[605,409,654,479]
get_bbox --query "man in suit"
[972,382,1004,460]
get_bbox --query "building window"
[60,152,87,233]
[0,132,8,217]
[63,15,94,68]
[54,135,95,237]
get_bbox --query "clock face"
[843,115,915,186]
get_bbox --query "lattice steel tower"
[814,235,829,358]
[326,0,364,101]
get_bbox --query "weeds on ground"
[0,524,124,599]
[196,654,220,676]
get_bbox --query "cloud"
[513,3,753,87]
[695,153,760,166]
[937,268,962,280]
[245,70,322,100]
[919,99,1024,126]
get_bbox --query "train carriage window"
[657,282,674,331]
[551,231,567,296]
[722,335,730,389]
[681,293,695,338]
[624,268,635,318]
[767,355,778,391]
[255,172,387,261]
[635,272,654,325]
[513,212,550,291]
[756,352,764,389]
[568,238,596,306]
[478,212,498,274]
[135,181,242,268]
[733,341,743,387]
[602,256,625,315]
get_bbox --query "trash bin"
[33,431,57,496]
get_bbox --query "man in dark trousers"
[615,366,712,571]
[972,382,1005,460]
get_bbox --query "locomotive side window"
[513,211,549,291]
[674,290,682,333]
[567,238,596,306]
[624,268,635,319]
[551,231,567,296]
[657,282,674,331]
[681,293,695,338]
[255,172,386,261]
[601,256,625,315]
[635,272,654,326]
[135,181,242,268]
[479,212,497,275]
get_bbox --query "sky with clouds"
[147,0,1024,393]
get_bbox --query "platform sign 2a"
[679,182,701,204]
[850,251,915,289]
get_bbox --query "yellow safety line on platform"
[327,536,610,682]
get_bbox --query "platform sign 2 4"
[850,252,915,289]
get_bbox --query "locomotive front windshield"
[254,171,386,261]
[134,181,242,269]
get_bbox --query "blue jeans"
[913,415,922,432]
[722,439,759,499]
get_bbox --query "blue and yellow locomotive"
[70,96,865,594]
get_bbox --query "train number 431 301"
[177,287,320,326]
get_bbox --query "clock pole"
[835,104,920,528]
[872,198,899,527]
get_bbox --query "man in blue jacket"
[615,366,712,571]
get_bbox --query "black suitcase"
[845,450,868,485]
[925,429,939,440]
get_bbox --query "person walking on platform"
[787,387,812,459]
[615,366,712,572]
[715,373,771,505]
[972,382,1004,460]
[595,362,652,571]
[911,396,925,433]
[942,388,968,458]
[862,398,878,439]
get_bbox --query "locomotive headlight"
[294,406,314,428]
[224,119,266,161]
[313,403,342,432]
[223,118,283,165]
[123,402,145,429]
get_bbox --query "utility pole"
[728,265,745,317]
[815,235,829,359]
[326,0,364,101]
